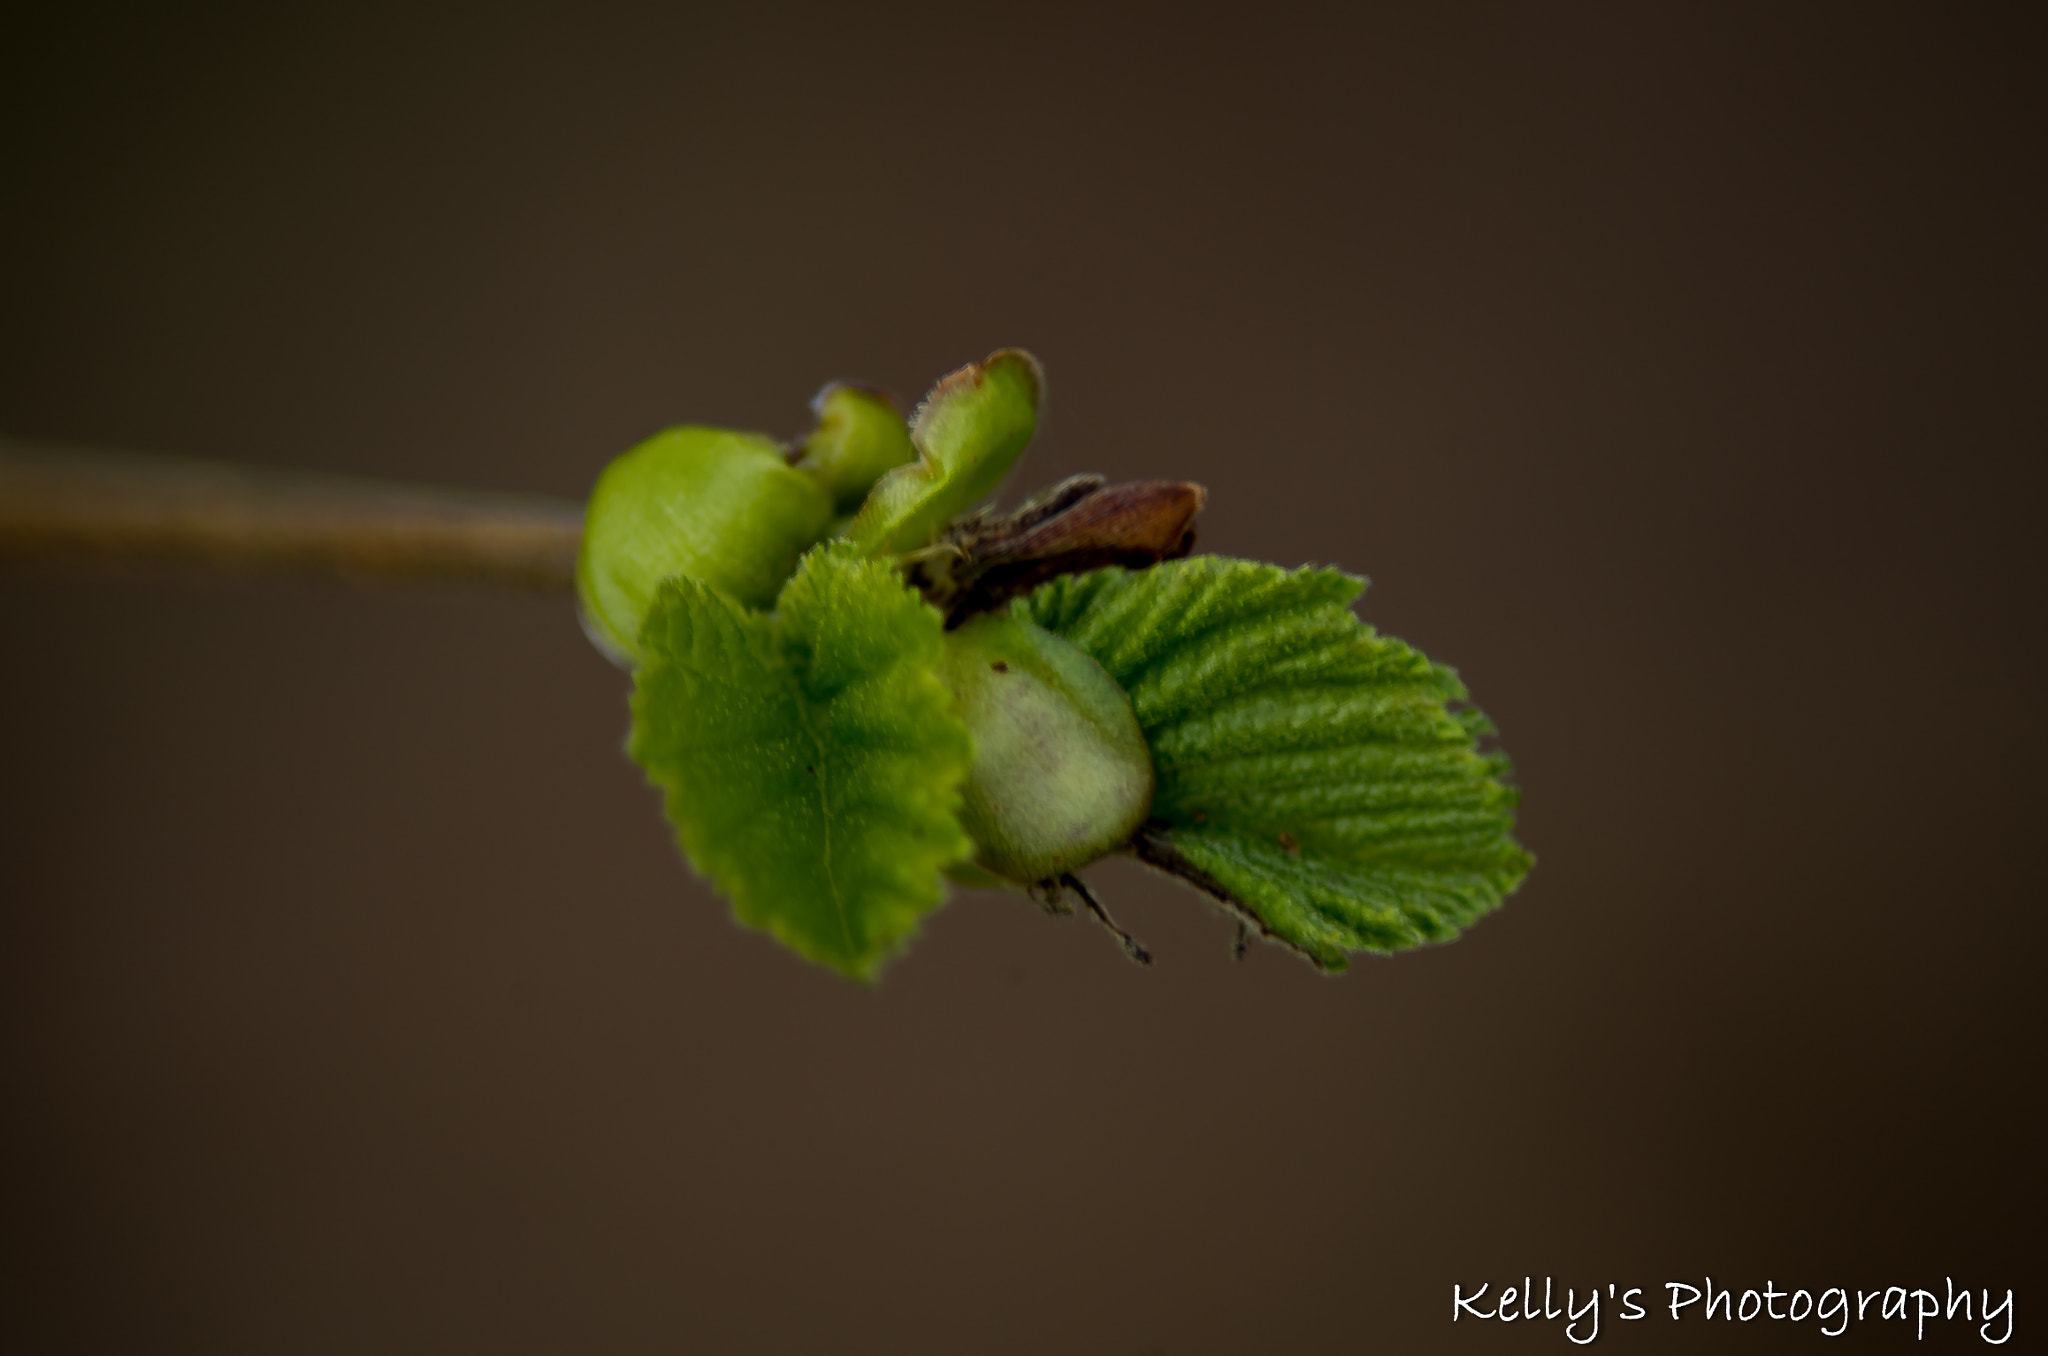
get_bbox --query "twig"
[0,438,584,590]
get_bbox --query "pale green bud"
[578,426,833,665]
[791,383,915,514]
[941,610,1154,884]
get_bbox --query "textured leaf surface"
[1025,557,1530,968]
[630,542,973,978]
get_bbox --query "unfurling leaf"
[1024,556,1531,969]
[843,349,1043,556]
[630,541,974,979]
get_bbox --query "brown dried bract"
[908,474,1207,626]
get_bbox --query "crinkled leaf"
[630,541,974,979]
[843,349,1043,556]
[1024,556,1530,969]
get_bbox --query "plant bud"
[845,349,1044,556]
[791,383,915,514]
[578,426,833,664]
[941,611,1154,884]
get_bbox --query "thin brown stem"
[0,438,584,590]
[1127,824,1311,967]
[1058,872,1152,967]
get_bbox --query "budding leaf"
[843,349,1043,556]
[630,541,974,979]
[1024,557,1531,969]
[792,383,916,514]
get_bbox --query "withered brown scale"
[907,476,1208,626]
[1000,473,1107,530]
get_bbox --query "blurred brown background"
[2,3,2040,1351]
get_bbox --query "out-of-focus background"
[2,4,2038,1351]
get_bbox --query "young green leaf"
[843,349,1043,556]
[629,541,974,979]
[1023,556,1531,969]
